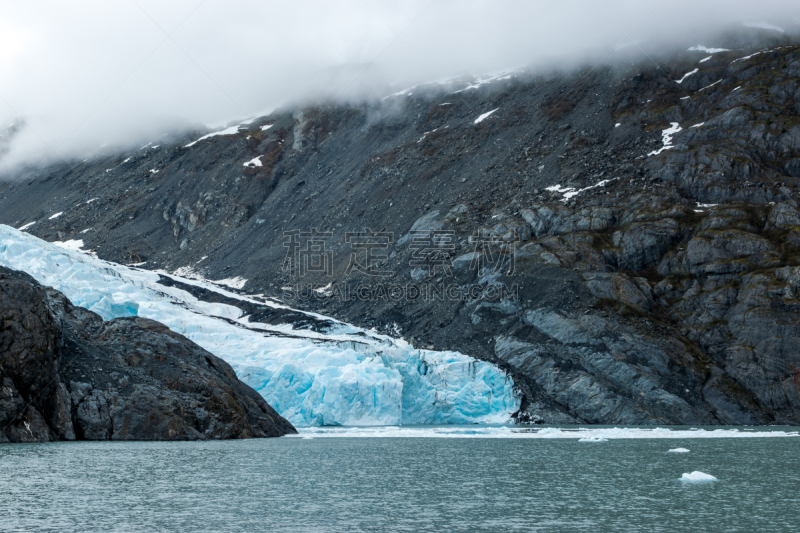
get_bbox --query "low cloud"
[1,0,798,171]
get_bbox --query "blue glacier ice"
[0,225,520,426]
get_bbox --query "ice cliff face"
[0,225,519,426]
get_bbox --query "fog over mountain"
[1,0,799,171]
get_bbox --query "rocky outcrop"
[0,266,296,442]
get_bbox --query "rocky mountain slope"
[3,30,800,425]
[0,266,296,442]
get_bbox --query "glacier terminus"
[0,225,519,427]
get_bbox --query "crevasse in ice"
[0,225,520,426]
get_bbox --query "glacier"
[0,225,519,427]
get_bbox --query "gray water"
[1,426,799,532]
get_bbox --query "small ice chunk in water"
[669,448,690,453]
[681,471,717,482]
[578,436,607,442]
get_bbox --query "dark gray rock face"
[0,267,296,442]
[3,36,800,425]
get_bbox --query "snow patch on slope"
[699,79,722,92]
[52,239,97,258]
[453,71,517,93]
[243,155,263,168]
[383,70,519,100]
[733,50,768,63]
[185,121,251,148]
[213,276,248,290]
[474,109,498,124]
[676,69,699,84]
[546,179,615,202]
[648,122,682,156]
[688,45,730,54]
[170,266,249,291]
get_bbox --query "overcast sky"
[1,0,799,171]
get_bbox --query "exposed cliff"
[0,266,296,442]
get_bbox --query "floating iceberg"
[578,436,608,443]
[681,471,717,482]
[669,448,690,453]
[0,225,519,427]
